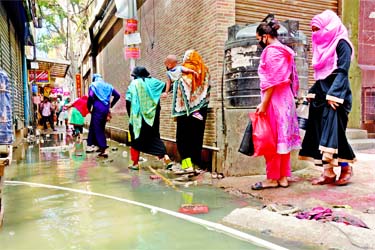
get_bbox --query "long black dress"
[299,40,356,166]
[126,101,167,158]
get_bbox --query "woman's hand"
[328,100,339,110]
[256,102,267,115]
[161,92,168,98]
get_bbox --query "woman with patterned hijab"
[299,10,356,185]
[126,66,171,170]
[169,50,210,173]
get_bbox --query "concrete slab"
[346,128,368,140]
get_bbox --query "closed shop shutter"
[235,0,339,86]
[0,5,11,75]
[0,3,25,129]
[10,23,24,128]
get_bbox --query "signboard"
[124,47,140,59]
[28,70,50,84]
[76,73,82,98]
[51,88,63,95]
[124,19,138,33]
[124,33,141,45]
[43,86,51,97]
[30,62,39,69]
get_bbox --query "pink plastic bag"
[250,113,276,156]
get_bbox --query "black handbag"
[238,120,254,156]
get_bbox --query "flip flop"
[128,165,139,170]
[251,181,279,190]
[174,167,195,175]
[97,152,108,158]
[278,180,289,188]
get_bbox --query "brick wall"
[96,0,236,148]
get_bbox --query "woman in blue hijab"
[86,73,120,157]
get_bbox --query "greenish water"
[0,135,271,250]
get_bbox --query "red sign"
[28,70,50,84]
[125,19,138,33]
[124,47,140,60]
[76,73,82,98]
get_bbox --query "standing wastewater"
[0,132,287,250]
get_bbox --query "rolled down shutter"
[10,23,24,129]
[0,3,25,129]
[235,0,339,86]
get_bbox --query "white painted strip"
[5,180,289,250]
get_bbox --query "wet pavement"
[0,129,294,250]
[217,150,375,249]
[217,151,375,212]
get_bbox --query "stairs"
[346,128,375,151]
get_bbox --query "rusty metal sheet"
[235,0,338,86]
[359,0,375,67]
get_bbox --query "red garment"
[130,147,140,165]
[72,96,89,117]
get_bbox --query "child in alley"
[163,54,203,120]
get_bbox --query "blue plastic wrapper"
[0,70,14,145]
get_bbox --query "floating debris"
[178,204,209,214]
[150,175,161,180]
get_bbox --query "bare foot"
[278,177,289,187]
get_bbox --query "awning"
[27,56,70,79]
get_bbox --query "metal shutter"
[0,3,25,129]
[235,0,339,86]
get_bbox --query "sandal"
[311,175,336,185]
[278,178,289,188]
[165,162,174,170]
[97,152,108,158]
[335,166,353,186]
[128,165,139,170]
[174,167,195,175]
[251,181,279,190]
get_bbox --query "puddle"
[0,134,291,250]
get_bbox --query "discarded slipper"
[251,181,279,190]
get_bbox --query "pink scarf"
[259,42,299,96]
[311,10,354,80]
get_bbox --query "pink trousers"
[264,152,291,180]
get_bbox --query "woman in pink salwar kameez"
[251,15,301,190]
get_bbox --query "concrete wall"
[95,0,236,150]
[217,108,311,176]
[342,0,362,128]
